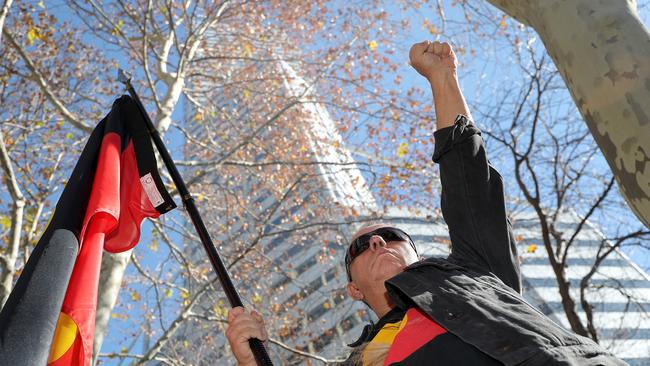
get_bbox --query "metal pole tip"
[117,69,132,85]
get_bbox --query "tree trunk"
[486,0,650,228]
[0,129,24,308]
[91,251,130,365]
[0,0,13,45]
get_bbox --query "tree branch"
[2,30,92,132]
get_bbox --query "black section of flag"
[0,230,78,366]
[118,96,175,214]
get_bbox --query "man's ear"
[347,282,364,301]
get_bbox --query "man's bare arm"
[409,41,472,130]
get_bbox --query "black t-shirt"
[349,307,503,365]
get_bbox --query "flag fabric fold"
[0,95,176,366]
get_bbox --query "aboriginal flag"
[0,96,176,366]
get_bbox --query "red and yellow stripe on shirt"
[363,308,447,366]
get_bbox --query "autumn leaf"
[397,142,408,158]
[423,19,436,36]
[368,40,378,51]
[130,291,140,301]
[112,19,124,36]
[111,313,128,320]
[27,28,41,45]
[242,42,254,57]
[0,215,11,230]
[499,15,508,29]
[526,244,537,253]
[164,288,173,298]
[252,293,262,303]
[213,303,227,317]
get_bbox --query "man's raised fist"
[408,41,457,85]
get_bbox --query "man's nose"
[368,235,386,251]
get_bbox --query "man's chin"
[374,263,406,282]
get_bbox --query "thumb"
[251,310,264,322]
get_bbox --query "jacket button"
[445,310,462,320]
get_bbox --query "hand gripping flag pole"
[118,69,274,366]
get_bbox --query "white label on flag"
[140,173,164,207]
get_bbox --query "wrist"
[427,72,459,95]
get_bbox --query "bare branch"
[2,31,92,132]
[0,128,25,307]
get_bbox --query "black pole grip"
[119,70,273,366]
[250,339,273,365]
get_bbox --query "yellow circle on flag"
[48,312,78,363]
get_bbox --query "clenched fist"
[226,307,268,366]
[409,41,457,87]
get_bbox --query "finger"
[229,312,257,329]
[228,319,259,341]
[251,311,264,323]
[409,41,428,62]
[424,41,433,53]
[441,42,452,56]
[232,322,266,343]
[421,40,430,52]
[432,41,443,55]
[228,306,245,322]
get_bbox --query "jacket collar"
[347,307,406,347]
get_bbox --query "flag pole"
[117,69,273,366]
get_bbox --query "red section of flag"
[384,308,448,365]
[48,132,165,366]
[104,141,162,253]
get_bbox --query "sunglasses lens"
[348,228,410,260]
[377,227,408,242]
[351,238,369,257]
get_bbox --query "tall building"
[514,211,650,366]
[177,38,381,363]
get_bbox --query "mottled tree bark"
[91,251,130,365]
[0,129,24,308]
[486,0,650,228]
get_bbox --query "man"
[225,41,627,365]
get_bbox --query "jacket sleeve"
[432,115,521,293]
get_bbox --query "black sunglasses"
[345,227,417,281]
